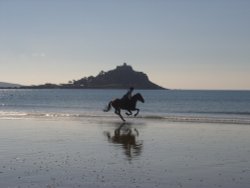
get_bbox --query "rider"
[121,87,134,103]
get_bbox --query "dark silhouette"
[20,63,166,89]
[104,123,143,160]
[71,63,164,89]
[121,87,134,103]
[103,93,145,121]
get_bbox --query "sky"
[0,0,250,90]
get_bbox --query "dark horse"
[103,93,145,121]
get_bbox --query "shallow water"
[1,118,250,188]
[0,89,250,124]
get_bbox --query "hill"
[21,63,166,89]
[70,63,165,89]
[0,82,21,88]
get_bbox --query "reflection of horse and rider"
[104,123,143,160]
[103,87,145,121]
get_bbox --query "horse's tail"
[103,101,112,112]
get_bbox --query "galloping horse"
[103,93,145,121]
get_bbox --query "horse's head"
[133,93,145,103]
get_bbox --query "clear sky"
[1,0,250,90]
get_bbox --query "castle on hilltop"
[69,63,165,89]
[21,63,166,89]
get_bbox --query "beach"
[1,117,250,188]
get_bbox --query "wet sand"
[0,118,250,188]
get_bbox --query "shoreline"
[1,88,250,91]
[0,112,250,125]
[1,118,250,188]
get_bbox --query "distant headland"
[0,82,22,88]
[1,64,166,90]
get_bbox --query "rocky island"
[19,63,166,89]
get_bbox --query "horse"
[103,93,145,121]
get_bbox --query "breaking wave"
[0,111,250,125]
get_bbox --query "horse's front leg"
[125,110,133,116]
[134,108,140,117]
[115,109,126,122]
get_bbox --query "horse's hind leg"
[115,109,126,122]
[118,113,126,122]
[125,110,132,116]
[134,108,140,117]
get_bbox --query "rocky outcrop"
[71,63,165,89]
[20,63,166,89]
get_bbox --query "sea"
[0,89,250,124]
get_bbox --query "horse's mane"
[132,93,144,103]
[133,93,141,97]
